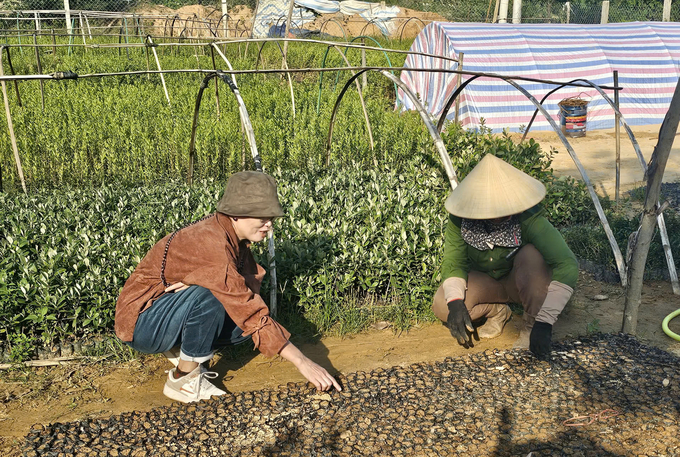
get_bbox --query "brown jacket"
[114,212,290,358]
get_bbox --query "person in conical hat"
[432,154,578,360]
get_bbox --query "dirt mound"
[293,7,445,40]
[133,2,442,39]
[133,3,252,37]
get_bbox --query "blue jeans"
[129,286,251,363]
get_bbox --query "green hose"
[662,308,680,341]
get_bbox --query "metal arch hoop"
[317,44,375,159]
[359,18,386,38]
[334,36,396,97]
[168,15,181,38]
[521,79,641,156]
[327,68,458,190]
[235,18,247,35]
[319,18,347,40]
[187,71,278,315]
[398,17,427,42]
[187,15,197,38]
[215,13,231,37]
[206,21,219,38]
[436,74,479,133]
[210,42,238,86]
[0,44,21,106]
[506,78,631,284]
[187,72,262,181]
[521,78,680,294]
[253,39,296,118]
[274,14,289,34]
[0,45,26,193]
[435,74,627,284]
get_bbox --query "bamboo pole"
[0,48,26,193]
[492,0,501,23]
[282,0,295,62]
[146,36,171,106]
[325,46,374,166]
[614,70,620,204]
[84,13,92,39]
[454,52,464,125]
[328,69,458,191]
[622,78,680,334]
[79,12,86,52]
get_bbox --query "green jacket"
[441,206,579,288]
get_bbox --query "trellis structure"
[0,37,677,298]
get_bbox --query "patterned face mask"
[461,217,522,251]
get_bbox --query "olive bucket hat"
[445,154,546,219]
[216,171,285,218]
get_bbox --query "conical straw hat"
[445,154,546,219]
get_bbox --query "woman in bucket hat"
[432,154,579,360]
[115,171,341,403]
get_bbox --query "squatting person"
[432,154,579,359]
[115,171,341,403]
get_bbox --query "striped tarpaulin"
[398,22,680,133]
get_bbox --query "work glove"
[446,299,473,346]
[530,321,552,360]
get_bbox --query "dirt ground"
[1,272,679,455]
[2,126,680,455]
[520,124,680,198]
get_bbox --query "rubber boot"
[513,314,535,349]
[477,304,513,339]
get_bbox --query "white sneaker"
[162,366,227,403]
[163,346,181,367]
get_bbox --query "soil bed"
[22,334,680,456]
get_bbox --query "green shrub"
[0,145,598,355]
[0,37,416,191]
[1,35,650,360]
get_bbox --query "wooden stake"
[601,1,609,24]
[282,0,295,63]
[622,78,680,334]
[614,70,620,203]
[455,52,464,125]
[0,51,27,193]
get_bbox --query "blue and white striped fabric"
[398,22,680,132]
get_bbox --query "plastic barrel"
[559,104,587,138]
